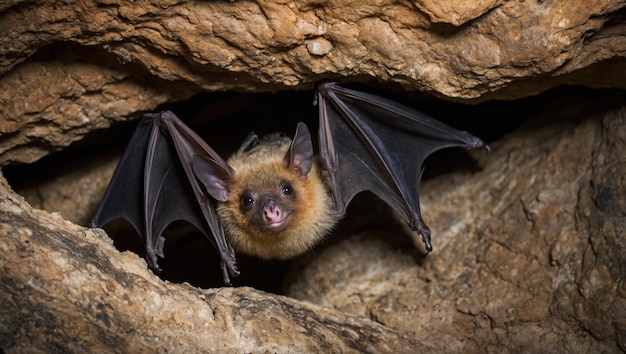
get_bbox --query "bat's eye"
[280,181,295,197]
[240,193,255,211]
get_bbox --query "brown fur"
[217,137,338,259]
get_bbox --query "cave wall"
[1,0,625,352]
[1,0,626,165]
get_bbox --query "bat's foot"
[420,227,433,253]
[220,262,240,286]
[145,247,163,272]
[422,235,433,253]
[411,219,433,253]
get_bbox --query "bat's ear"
[192,155,234,202]
[284,122,314,180]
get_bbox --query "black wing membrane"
[91,111,239,284]
[316,82,485,252]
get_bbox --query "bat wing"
[316,82,485,252]
[91,111,239,284]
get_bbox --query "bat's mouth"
[267,217,285,226]
[265,218,287,230]
[262,215,290,233]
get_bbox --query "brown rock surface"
[2,0,624,95]
[1,0,625,352]
[4,89,625,352]
[1,0,626,164]
[285,90,626,352]
[0,172,429,352]
[412,0,507,25]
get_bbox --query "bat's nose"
[263,200,282,221]
[263,200,285,225]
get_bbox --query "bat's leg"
[220,265,231,286]
[147,235,167,271]
[145,247,162,271]
[218,245,239,286]
[217,239,238,286]
[410,217,433,253]
[219,258,238,286]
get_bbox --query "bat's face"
[234,167,300,233]
[216,134,337,260]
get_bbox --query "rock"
[1,0,625,163]
[2,0,624,95]
[285,90,626,352]
[1,0,625,351]
[6,88,625,352]
[0,171,429,352]
[412,0,506,25]
[0,44,196,165]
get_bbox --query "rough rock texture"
[412,0,507,25]
[1,0,626,164]
[286,90,626,352]
[3,89,624,352]
[0,174,428,352]
[0,45,196,165]
[2,0,624,95]
[1,0,626,352]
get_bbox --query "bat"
[90,82,486,285]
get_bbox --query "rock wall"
[1,0,625,164]
[1,0,625,352]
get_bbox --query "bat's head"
[217,123,336,259]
